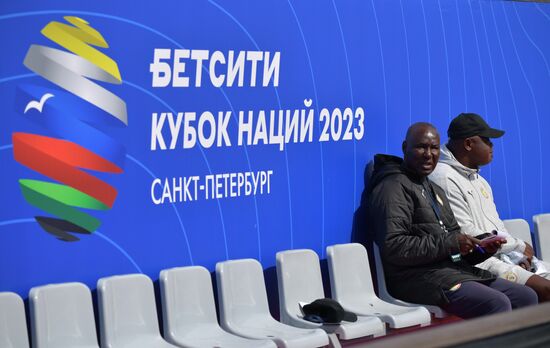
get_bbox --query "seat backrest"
[326,243,376,303]
[216,259,271,326]
[0,292,30,348]
[534,213,550,261]
[503,219,532,245]
[159,266,218,340]
[97,274,161,346]
[29,283,98,348]
[276,249,325,322]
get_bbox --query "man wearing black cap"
[430,113,550,302]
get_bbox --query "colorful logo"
[13,16,127,241]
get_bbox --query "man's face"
[403,127,440,177]
[466,136,493,167]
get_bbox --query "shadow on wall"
[351,160,374,249]
[264,266,280,320]
[350,160,379,294]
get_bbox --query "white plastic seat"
[159,266,275,348]
[29,282,98,348]
[97,274,178,348]
[216,258,329,348]
[534,214,550,261]
[326,243,432,327]
[503,219,533,245]
[371,243,447,318]
[276,249,385,341]
[0,292,30,348]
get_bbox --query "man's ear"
[402,140,407,155]
[464,138,473,151]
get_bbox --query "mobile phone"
[479,235,506,248]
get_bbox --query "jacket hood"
[438,144,479,179]
[366,154,404,194]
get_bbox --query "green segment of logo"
[19,179,107,232]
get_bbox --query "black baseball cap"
[302,298,357,324]
[448,113,505,139]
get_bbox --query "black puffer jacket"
[366,154,495,306]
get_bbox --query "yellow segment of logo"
[41,16,122,83]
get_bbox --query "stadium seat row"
[0,243,436,348]
[1,212,548,348]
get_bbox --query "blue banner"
[1,0,549,296]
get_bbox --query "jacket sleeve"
[442,176,525,255]
[462,247,495,265]
[499,236,526,254]
[372,181,460,266]
[483,182,526,254]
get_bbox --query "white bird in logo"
[24,93,54,114]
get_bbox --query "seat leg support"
[327,333,341,348]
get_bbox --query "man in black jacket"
[365,122,537,318]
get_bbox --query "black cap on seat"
[302,298,357,324]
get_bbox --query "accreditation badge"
[480,187,489,199]
[504,271,518,283]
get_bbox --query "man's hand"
[524,242,534,262]
[519,257,532,271]
[457,234,476,255]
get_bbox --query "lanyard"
[423,179,448,233]
[423,179,464,262]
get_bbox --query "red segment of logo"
[12,132,121,207]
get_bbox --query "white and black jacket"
[429,145,526,274]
